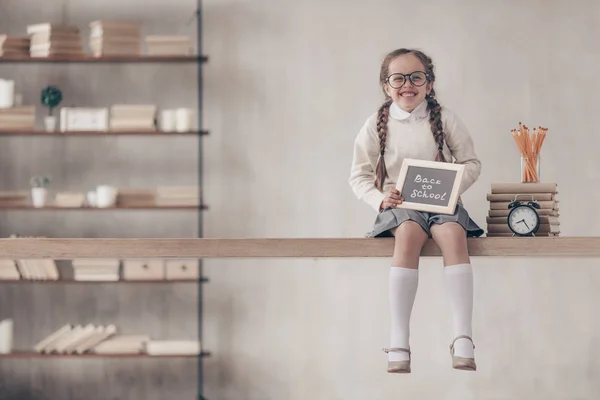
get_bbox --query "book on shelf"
[72,258,120,281]
[0,35,30,57]
[486,182,560,237]
[0,105,36,130]
[144,35,191,56]
[32,324,202,355]
[89,20,141,57]
[26,24,83,58]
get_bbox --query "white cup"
[160,110,176,132]
[96,185,117,208]
[175,108,194,132]
[86,191,97,207]
[0,319,13,354]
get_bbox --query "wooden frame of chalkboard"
[395,158,465,215]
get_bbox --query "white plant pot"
[44,116,57,132]
[31,187,48,208]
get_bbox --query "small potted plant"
[30,175,51,208]
[40,86,62,132]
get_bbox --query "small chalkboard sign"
[394,158,465,215]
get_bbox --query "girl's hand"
[381,188,403,210]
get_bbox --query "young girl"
[348,48,484,373]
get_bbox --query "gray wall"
[0,0,200,399]
[201,0,600,399]
[2,0,600,399]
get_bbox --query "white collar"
[389,99,429,121]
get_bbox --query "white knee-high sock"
[444,263,474,358]
[388,266,419,362]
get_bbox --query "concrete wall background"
[1,0,600,399]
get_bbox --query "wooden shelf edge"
[0,278,209,284]
[0,351,211,358]
[0,205,208,210]
[0,237,597,258]
[0,130,209,136]
[0,55,208,63]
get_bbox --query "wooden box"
[165,259,199,280]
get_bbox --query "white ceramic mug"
[160,110,176,132]
[175,108,194,132]
[96,185,117,208]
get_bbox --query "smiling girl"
[349,48,484,373]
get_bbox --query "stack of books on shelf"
[0,106,35,130]
[72,259,120,281]
[155,186,200,207]
[145,35,191,56]
[486,182,559,237]
[14,259,59,280]
[109,104,156,131]
[94,334,148,354]
[0,35,30,57]
[33,324,202,355]
[0,260,21,280]
[34,324,118,354]
[146,340,202,355]
[26,23,83,58]
[89,20,141,57]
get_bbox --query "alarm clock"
[507,196,541,236]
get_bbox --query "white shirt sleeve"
[443,108,482,195]
[348,116,386,212]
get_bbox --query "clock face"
[508,206,539,235]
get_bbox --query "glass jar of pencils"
[520,155,540,183]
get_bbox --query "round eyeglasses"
[386,71,429,89]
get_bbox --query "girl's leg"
[387,221,429,363]
[430,222,475,362]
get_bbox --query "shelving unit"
[0,278,209,284]
[0,351,211,359]
[0,55,208,63]
[0,130,209,136]
[0,4,209,400]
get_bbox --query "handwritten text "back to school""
[410,175,447,200]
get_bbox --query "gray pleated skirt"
[367,203,484,238]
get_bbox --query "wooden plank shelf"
[0,351,211,358]
[0,130,209,136]
[0,278,208,284]
[0,205,207,210]
[0,55,208,63]
[0,237,597,259]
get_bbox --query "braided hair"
[374,48,446,191]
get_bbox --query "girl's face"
[384,54,433,112]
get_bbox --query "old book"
[491,182,558,194]
[489,209,558,217]
[486,233,559,237]
[487,216,560,225]
[486,192,556,202]
[489,200,557,210]
[33,324,73,353]
[487,223,560,234]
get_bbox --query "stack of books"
[72,259,120,281]
[146,340,202,355]
[109,104,157,131]
[89,20,141,57]
[144,35,191,56]
[155,186,200,207]
[15,259,59,280]
[0,260,21,280]
[34,324,118,354]
[0,106,36,130]
[486,182,559,237]
[0,35,30,57]
[26,23,83,58]
[93,334,148,354]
